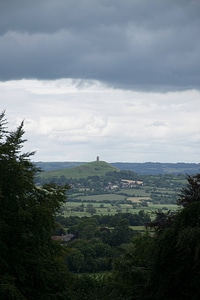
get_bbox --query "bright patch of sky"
[1,79,200,162]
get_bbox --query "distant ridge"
[111,162,200,175]
[39,160,119,179]
[35,161,200,175]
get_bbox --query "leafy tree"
[146,210,176,234]
[108,219,135,247]
[65,248,85,272]
[65,238,114,274]
[111,233,152,300]
[85,204,97,214]
[0,112,71,299]
[148,174,200,300]
[69,273,112,300]
[178,173,200,206]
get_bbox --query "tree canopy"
[0,112,71,299]
[178,173,200,206]
[147,174,200,300]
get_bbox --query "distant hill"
[111,162,200,175]
[39,160,119,179]
[35,161,200,175]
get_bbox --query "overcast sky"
[1,0,200,163]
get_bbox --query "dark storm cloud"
[0,0,200,90]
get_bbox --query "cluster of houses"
[107,179,143,190]
[52,233,74,243]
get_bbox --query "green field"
[60,200,178,217]
[74,193,126,202]
[116,188,150,196]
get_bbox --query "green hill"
[40,160,119,179]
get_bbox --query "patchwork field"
[60,200,178,217]
[36,160,187,218]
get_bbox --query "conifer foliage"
[0,112,70,300]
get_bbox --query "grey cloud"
[148,121,167,127]
[0,0,200,90]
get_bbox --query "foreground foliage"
[0,112,71,299]
[148,177,200,300]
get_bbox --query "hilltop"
[39,160,119,179]
[35,161,200,175]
